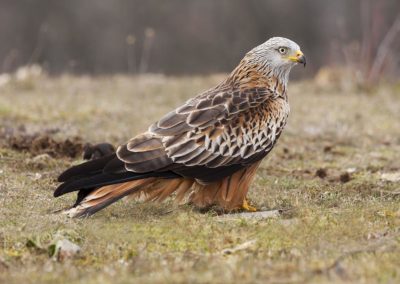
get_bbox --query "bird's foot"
[242,198,257,212]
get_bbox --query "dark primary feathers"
[54,37,304,217]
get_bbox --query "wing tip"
[57,172,69,183]
[53,184,66,197]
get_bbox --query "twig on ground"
[215,210,281,221]
[221,239,257,255]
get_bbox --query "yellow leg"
[242,198,257,212]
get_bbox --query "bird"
[54,37,306,218]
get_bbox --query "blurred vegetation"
[0,0,399,84]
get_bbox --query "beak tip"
[297,54,306,68]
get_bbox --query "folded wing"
[116,85,279,183]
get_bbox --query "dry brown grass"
[0,74,399,283]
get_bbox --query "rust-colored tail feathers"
[55,153,181,217]
[57,152,261,217]
[65,179,153,218]
[65,178,195,218]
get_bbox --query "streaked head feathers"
[245,37,305,82]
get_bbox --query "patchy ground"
[0,73,399,283]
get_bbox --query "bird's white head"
[247,37,306,83]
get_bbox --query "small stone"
[380,172,400,182]
[55,239,81,261]
[216,210,281,221]
[221,239,257,255]
[346,167,357,174]
[27,172,42,180]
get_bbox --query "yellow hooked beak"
[288,50,306,67]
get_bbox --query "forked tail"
[64,179,153,217]
[64,178,194,218]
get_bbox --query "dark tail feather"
[55,171,180,197]
[58,153,116,182]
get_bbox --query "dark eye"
[278,47,287,54]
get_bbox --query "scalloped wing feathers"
[117,78,289,176]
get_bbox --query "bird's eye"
[278,47,287,54]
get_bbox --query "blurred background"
[0,0,399,83]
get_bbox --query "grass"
[0,73,399,283]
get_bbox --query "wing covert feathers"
[117,133,173,173]
[116,70,289,175]
[146,84,288,170]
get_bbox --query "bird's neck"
[227,59,288,100]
